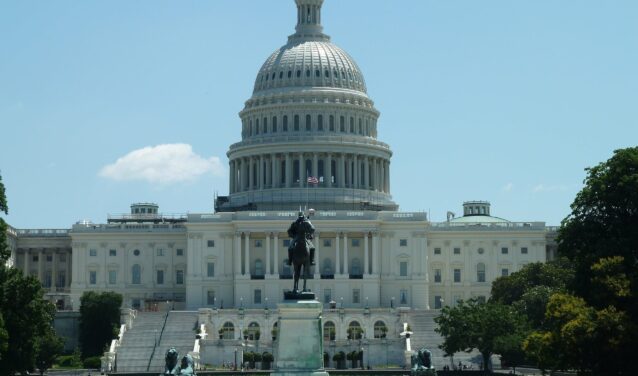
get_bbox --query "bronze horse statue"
[287,212,315,294]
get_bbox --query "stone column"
[312,153,318,180]
[266,233,271,275]
[244,232,250,276]
[343,233,349,276]
[229,160,234,193]
[372,232,379,274]
[238,159,244,191]
[235,233,242,275]
[249,157,254,190]
[271,154,277,188]
[364,234,369,275]
[314,232,320,278]
[285,154,292,188]
[339,154,345,188]
[335,233,341,275]
[354,154,359,189]
[274,233,279,275]
[298,153,304,187]
[386,160,391,193]
[38,249,44,284]
[23,249,30,276]
[364,158,376,190]
[326,153,332,187]
[377,159,383,191]
[259,155,264,190]
[51,251,58,291]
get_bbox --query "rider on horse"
[287,211,316,266]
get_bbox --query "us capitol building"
[5,0,557,369]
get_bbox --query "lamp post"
[391,297,394,308]
[234,347,237,371]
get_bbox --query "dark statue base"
[284,290,316,300]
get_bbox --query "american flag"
[307,176,319,185]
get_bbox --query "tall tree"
[435,299,529,371]
[79,291,123,357]
[558,146,638,311]
[0,174,8,361]
[35,327,64,376]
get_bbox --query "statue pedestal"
[272,300,329,376]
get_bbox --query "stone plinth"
[272,300,329,376]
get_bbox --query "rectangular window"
[399,261,408,277]
[254,240,262,248]
[434,269,442,283]
[351,239,360,247]
[58,271,66,288]
[453,247,461,255]
[323,239,332,247]
[207,240,215,247]
[502,268,509,277]
[521,247,528,254]
[453,268,461,283]
[400,289,408,305]
[89,249,97,257]
[59,254,66,262]
[207,262,215,277]
[501,247,509,254]
[207,290,216,305]
[156,270,164,285]
[176,270,184,285]
[46,254,53,262]
[352,289,360,304]
[176,249,184,256]
[45,271,52,287]
[434,295,442,309]
[477,268,486,282]
[109,249,117,256]
[324,289,332,304]
[254,289,262,304]
[89,271,97,285]
[156,248,164,256]
[399,239,408,247]
[434,247,441,255]
[109,270,117,284]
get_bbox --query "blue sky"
[1,0,636,228]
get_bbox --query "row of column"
[229,153,390,194]
[20,248,72,290]
[233,231,380,276]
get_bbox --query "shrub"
[82,356,102,369]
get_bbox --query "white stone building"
[4,0,556,368]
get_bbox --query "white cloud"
[99,143,224,184]
[532,184,568,193]
[502,182,514,192]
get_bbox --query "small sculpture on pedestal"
[285,210,316,300]
[411,348,436,376]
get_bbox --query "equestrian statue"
[285,210,316,299]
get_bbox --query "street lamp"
[390,297,394,308]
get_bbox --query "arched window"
[349,117,354,133]
[325,70,330,78]
[271,72,276,80]
[306,69,311,77]
[272,116,277,133]
[324,321,336,341]
[350,258,361,276]
[340,116,345,132]
[254,259,264,276]
[315,69,320,77]
[279,71,283,79]
[283,115,288,131]
[374,321,388,339]
[294,115,300,131]
[318,115,323,131]
[263,117,268,133]
[221,322,234,339]
[347,321,363,340]
[288,70,292,78]
[305,114,311,131]
[329,115,335,131]
[358,119,362,134]
[246,322,260,340]
[255,118,260,134]
[296,70,301,77]
[131,264,141,284]
[477,263,486,283]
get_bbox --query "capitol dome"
[216,0,397,213]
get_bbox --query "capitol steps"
[115,311,167,373]
[147,311,199,373]
[408,310,500,370]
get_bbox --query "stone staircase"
[147,311,199,373]
[115,311,167,372]
[408,310,498,369]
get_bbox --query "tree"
[491,259,574,328]
[435,299,529,371]
[0,267,57,375]
[558,147,638,310]
[35,328,64,375]
[79,291,123,358]
[0,174,9,263]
